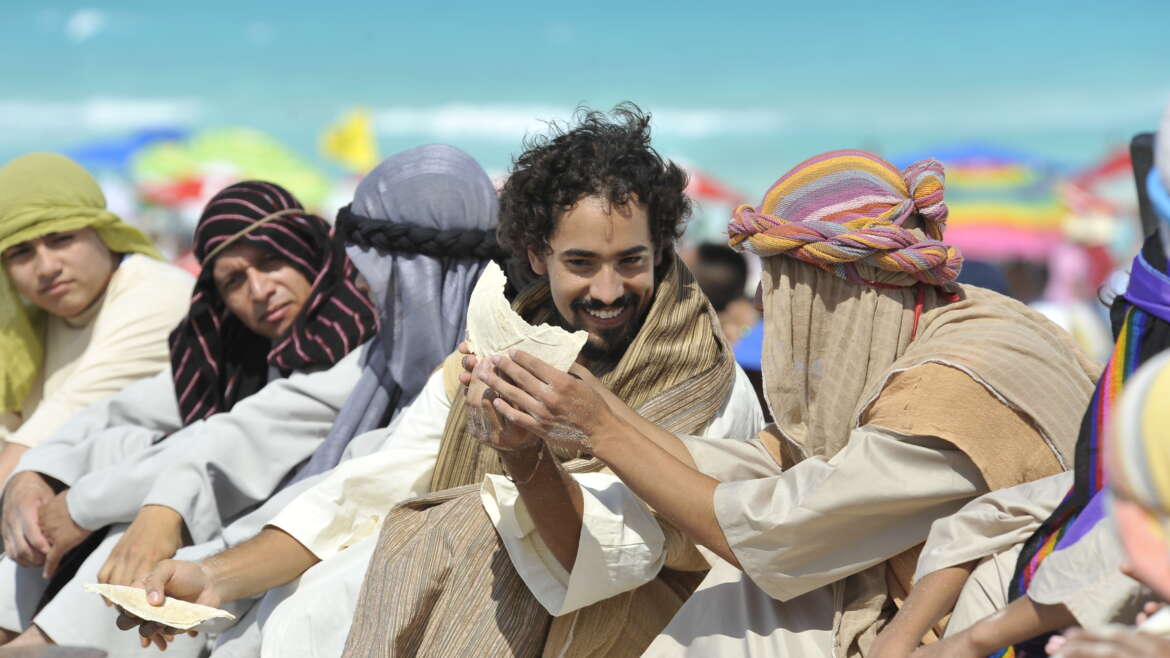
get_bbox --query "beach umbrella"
[65,127,188,174]
[683,166,748,245]
[685,167,747,206]
[130,127,332,213]
[892,143,1066,263]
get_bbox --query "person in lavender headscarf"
[22,144,501,658]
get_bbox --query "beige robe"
[921,473,1150,635]
[0,254,193,449]
[485,363,1064,656]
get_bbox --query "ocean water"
[1,0,1168,199]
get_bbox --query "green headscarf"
[0,153,162,413]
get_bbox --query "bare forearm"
[504,444,584,571]
[600,397,697,469]
[961,595,1076,654]
[873,562,976,656]
[594,425,738,567]
[201,527,319,604]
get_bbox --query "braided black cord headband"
[336,204,510,261]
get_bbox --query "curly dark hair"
[498,103,691,275]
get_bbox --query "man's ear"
[527,247,548,276]
[654,246,664,267]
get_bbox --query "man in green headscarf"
[0,153,192,502]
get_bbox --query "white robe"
[0,347,365,652]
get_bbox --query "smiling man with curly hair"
[498,104,691,369]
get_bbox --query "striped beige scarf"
[429,252,735,490]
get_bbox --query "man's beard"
[567,292,643,374]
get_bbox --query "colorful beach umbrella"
[893,143,1067,262]
[130,127,332,211]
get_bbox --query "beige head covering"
[739,150,1096,465]
[740,150,1099,655]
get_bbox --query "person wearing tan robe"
[471,150,1098,657]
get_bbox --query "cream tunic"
[915,471,1148,634]
[0,254,192,450]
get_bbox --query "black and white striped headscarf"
[169,181,378,424]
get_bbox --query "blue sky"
[2,0,1168,195]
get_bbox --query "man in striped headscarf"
[110,144,516,657]
[0,180,377,652]
[477,149,1097,656]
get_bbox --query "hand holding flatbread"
[84,583,234,631]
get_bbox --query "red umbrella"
[685,168,746,206]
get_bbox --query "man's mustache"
[571,293,638,313]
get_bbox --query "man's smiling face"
[528,195,659,367]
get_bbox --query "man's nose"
[589,266,625,305]
[33,244,63,281]
[248,269,275,300]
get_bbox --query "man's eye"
[49,233,75,246]
[620,256,644,266]
[217,274,244,291]
[2,246,32,261]
[566,259,590,268]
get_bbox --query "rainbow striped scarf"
[993,235,1170,657]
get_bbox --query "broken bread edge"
[84,583,236,631]
[465,261,588,372]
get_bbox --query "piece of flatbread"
[466,261,588,372]
[84,584,235,631]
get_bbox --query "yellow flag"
[320,108,379,173]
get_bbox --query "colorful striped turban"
[169,181,379,425]
[728,150,961,287]
[0,153,162,413]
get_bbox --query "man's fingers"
[141,563,174,606]
[493,355,552,398]
[509,350,563,384]
[460,353,477,373]
[42,544,63,580]
[22,512,51,556]
[116,611,144,631]
[97,557,113,585]
[5,530,31,565]
[478,368,543,416]
[492,398,543,435]
[107,557,126,588]
[457,341,471,355]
